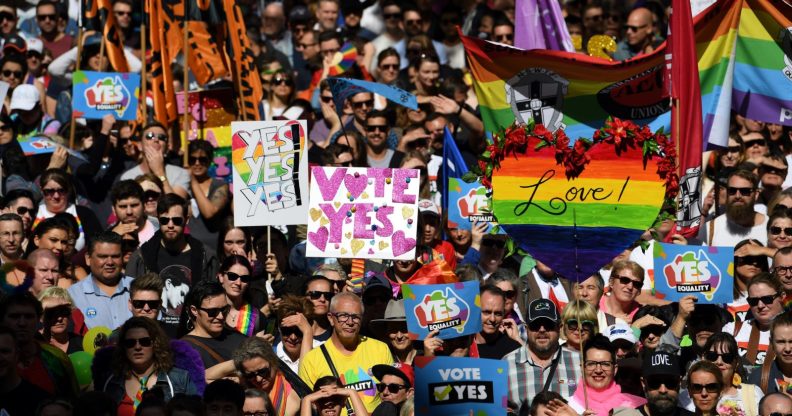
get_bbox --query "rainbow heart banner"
[652,243,734,303]
[231,120,309,226]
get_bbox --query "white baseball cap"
[607,322,637,344]
[26,38,43,55]
[417,199,440,216]
[10,84,40,112]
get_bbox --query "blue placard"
[652,242,734,303]
[72,70,140,120]
[447,178,494,231]
[402,281,481,341]
[414,356,508,416]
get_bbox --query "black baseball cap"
[526,299,558,323]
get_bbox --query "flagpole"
[140,0,147,124]
[182,0,190,167]
[69,27,84,150]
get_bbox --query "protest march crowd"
[0,0,791,415]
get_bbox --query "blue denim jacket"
[101,367,197,405]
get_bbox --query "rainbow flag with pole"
[463,0,792,149]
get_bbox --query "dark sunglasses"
[624,24,648,32]
[143,190,161,201]
[42,188,66,197]
[640,324,666,337]
[131,299,161,310]
[145,132,168,142]
[746,293,779,307]
[481,239,506,249]
[495,33,514,41]
[384,12,402,20]
[2,69,23,79]
[0,12,15,22]
[645,376,680,391]
[15,206,34,216]
[380,63,399,71]
[0,124,11,132]
[36,14,56,21]
[614,275,644,290]
[272,77,294,87]
[727,186,755,196]
[770,226,792,236]
[158,216,185,226]
[189,156,210,166]
[726,145,741,153]
[27,51,42,59]
[703,351,736,363]
[743,138,766,148]
[43,304,71,321]
[406,138,428,149]
[242,367,271,380]
[321,96,334,103]
[527,319,558,332]
[566,319,595,332]
[688,383,721,394]
[376,383,407,393]
[306,290,334,300]
[225,271,251,283]
[330,280,347,290]
[366,125,388,133]
[123,336,153,349]
[114,10,132,16]
[761,165,788,176]
[280,325,302,338]
[352,99,374,109]
[734,255,765,267]
[198,305,231,318]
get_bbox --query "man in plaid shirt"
[504,299,582,412]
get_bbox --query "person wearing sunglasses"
[187,140,229,250]
[748,311,792,394]
[217,255,265,337]
[766,209,792,256]
[263,70,296,121]
[371,363,414,414]
[729,239,771,322]
[0,54,27,106]
[492,19,515,46]
[182,279,246,372]
[560,300,599,355]
[120,123,190,200]
[613,350,685,416]
[233,337,303,416]
[273,295,317,374]
[631,305,673,353]
[314,262,351,294]
[741,132,770,165]
[35,1,72,59]
[100,317,197,413]
[684,360,724,416]
[364,110,404,169]
[601,261,645,324]
[0,189,36,242]
[613,7,658,61]
[679,333,763,414]
[135,174,164,219]
[0,5,17,37]
[375,48,401,86]
[757,156,789,208]
[127,193,219,284]
[724,274,785,368]
[37,287,83,355]
[303,275,335,342]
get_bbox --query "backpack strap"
[183,336,224,365]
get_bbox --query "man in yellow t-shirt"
[299,292,393,415]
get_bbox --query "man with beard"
[702,170,768,246]
[299,292,393,415]
[613,349,692,416]
[504,299,581,411]
[748,310,792,393]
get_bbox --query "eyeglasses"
[703,351,736,363]
[0,12,15,22]
[566,319,595,332]
[376,383,407,393]
[380,64,399,71]
[495,33,514,41]
[726,145,741,153]
[352,99,374,109]
[42,188,66,198]
[332,312,362,323]
[761,165,788,176]
[614,275,644,290]
[384,13,402,20]
[366,125,388,133]
[734,255,765,267]
[188,156,210,166]
[584,360,614,370]
[272,77,294,87]
[624,23,649,32]
[242,366,271,380]
[743,138,767,148]
[481,239,506,249]
[158,216,185,226]
[688,382,721,394]
[321,96,334,103]
[198,305,231,318]
[143,190,161,201]
[36,14,56,21]
[774,265,792,276]
[15,206,34,216]
[2,70,23,79]
[746,293,780,307]
[131,300,161,310]
[225,271,251,283]
[123,336,153,349]
[645,376,681,391]
[527,319,558,332]
[307,290,334,300]
[770,226,792,236]
[144,132,168,142]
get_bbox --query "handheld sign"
[306,167,420,260]
[414,356,508,416]
[177,89,236,183]
[447,178,495,231]
[653,242,733,303]
[72,71,140,120]
[402,281,481,340]
[231,120,309,226]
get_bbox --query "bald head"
[625,7,655,48]
[28,248,59,266]
[262,2,285,36]
[759,393,792,416]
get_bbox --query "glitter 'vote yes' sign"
[307,167,420,260]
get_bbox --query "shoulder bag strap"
[745,322,761,365]
[541,350,563,393]
[760,348,776,394]
[733,320,743,337]
[183,336,225,365]
[320,344,356,416]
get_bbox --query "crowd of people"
[0,0,791,416]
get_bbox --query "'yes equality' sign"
[403,281,482,340]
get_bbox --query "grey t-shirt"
[367,149,394,168]
[120,164,191,196]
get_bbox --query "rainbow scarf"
[233,303,257,337]
[784,293,792,312]
[268,372,292,416]
[463,0,791,149]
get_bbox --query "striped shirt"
[504,345,582,411]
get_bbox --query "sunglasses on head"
[703,351,736,363]
[306,290,333,300]
[734,255,765,267]
[242,366,271,380]
[198,305,230,318]
[131,299,161,310]
[614,275,644,290]
[770,226,792,236]
[225,271,251,283]
[145,132,168,142]
[189,156,210,166]
[481,239,506,249]
[158,216,184,226]
[143,190,161,201]
[376,383,407,393]
[645,376,680,391]
[688,382,721,394]
[746,293,779,307]
[123,336,153,349]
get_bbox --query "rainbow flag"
[463,0,792,148]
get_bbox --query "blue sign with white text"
[653,242,733,303]
[72,70,140,120]
[402,281,481,341]
[414,356,508,416]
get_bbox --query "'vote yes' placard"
[414,356,508,416]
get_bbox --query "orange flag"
[221,0,262,120]
[147,0,178,124]
[84,0,129,72]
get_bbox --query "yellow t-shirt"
[298,336,393,415]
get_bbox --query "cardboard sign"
[178,89,236,183]
[72,71,139,120]
[652,242,733,303]
[447,178,495,231]
[414,356,508,416]
[231,120,309,226]
[402,281,481,340]
[306,167,420,260]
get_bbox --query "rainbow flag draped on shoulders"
[463,0,792,149]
